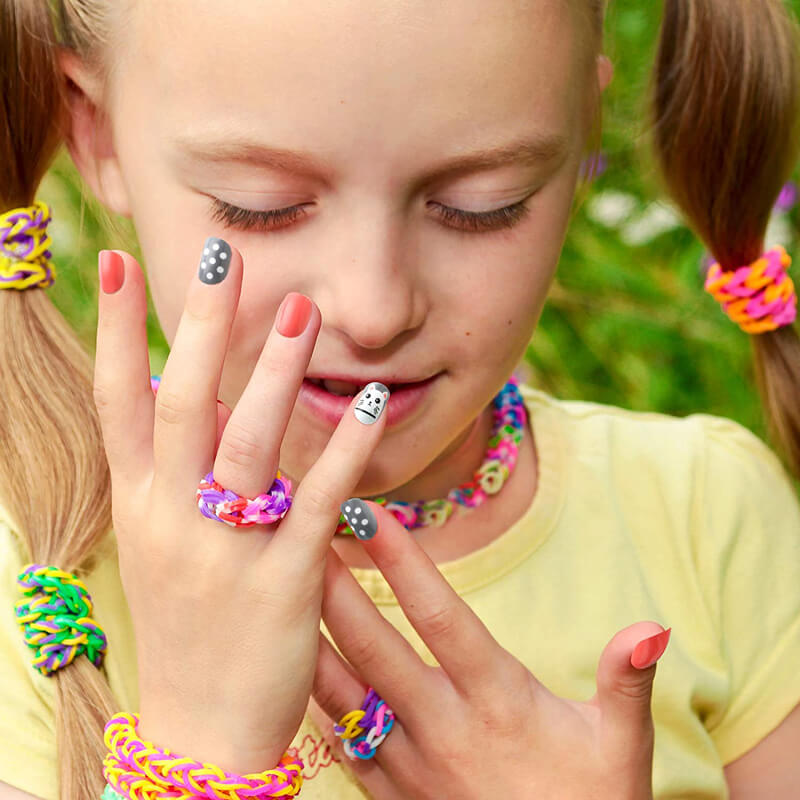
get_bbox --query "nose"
[317,215,426,350]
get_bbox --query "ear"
[597,54,613,93]
[57,47,132,218]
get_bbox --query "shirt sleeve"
[0,513,59,800]
[690,414,800,765]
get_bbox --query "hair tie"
[0,201,56,291]
[15,564,107,676]
[704,244,797,334]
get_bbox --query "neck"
[371,403,493,504]
[332,399,538,571]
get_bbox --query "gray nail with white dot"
[353,382,390,425]
[340,498,378,541]
[198,237,231,284]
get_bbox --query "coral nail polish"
[276,292,313,338]
[99,250,124,294]
[631,627,672,670]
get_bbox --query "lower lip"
[298,374,440,427]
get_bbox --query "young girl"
[1,0,799,798]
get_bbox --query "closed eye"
[208,195,534,234]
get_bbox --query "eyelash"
[209,195,533,234]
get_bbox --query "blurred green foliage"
[38,1,800,469]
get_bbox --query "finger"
[318,546,441,721]
[311,629,369,723]
[346,501,514,700]
[94,249,155,483]
[593,623,670,739]
[215,400,232,454]
[310,632,410,774]
[212,291,320,499]
[269,383,390,571]
[152,237,243,497]
[307,694,403,798]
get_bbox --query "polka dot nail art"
[198,237,231,285]
[340,498,378,541]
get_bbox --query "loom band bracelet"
[103,712,305,797]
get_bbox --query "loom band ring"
[343,716,396,761]
[197,470,293,528]
[334,709,368,739]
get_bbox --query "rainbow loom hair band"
[15,564,107,676]
[704,244,797,333]
[0,201,56,290]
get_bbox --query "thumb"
[592,623,671,736]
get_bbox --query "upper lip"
[305,372,439,386]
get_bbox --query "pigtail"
[1,1,118,797]
[648,0,800,480]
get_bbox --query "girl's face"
[84,0,604,497]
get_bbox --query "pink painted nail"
[98,250,124,294]
[631,627,672,670]
[276,292,312,338]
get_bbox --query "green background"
[37,1,800,477]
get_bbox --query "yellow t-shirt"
[2,383,799,799]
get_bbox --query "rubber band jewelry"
[0,201,56,290]
[335,374,528,534]
[704,244,797,333]
[333,687,396,761]
[150,375,294,527]
[15,564,108,676]
[103,712,304,798]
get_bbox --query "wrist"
[136,707,289,774]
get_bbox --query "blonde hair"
[0,1,798,797]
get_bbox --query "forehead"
[123,0,589,173]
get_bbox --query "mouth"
[299,373,441,427]
[305,376,430,396]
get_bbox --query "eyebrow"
[172,130,570,185]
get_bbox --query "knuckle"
[219,420,263,469]
[344,631,380,671]
[92,381,114,418]
[415,604,457,641]
[183,301,216,326]
[260,356,292,385]
[297,480,340,519]
[153,386,188,426]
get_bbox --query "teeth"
[322,379,361,396]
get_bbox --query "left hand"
[307,500,671,800]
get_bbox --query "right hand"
[93,243,388,774]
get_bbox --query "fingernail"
[631,627,672,670]
[99,250,124,294]
[276,292,313,338]
[198,237,231,284]
[353,382,390,425]
[340,498,378,541]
